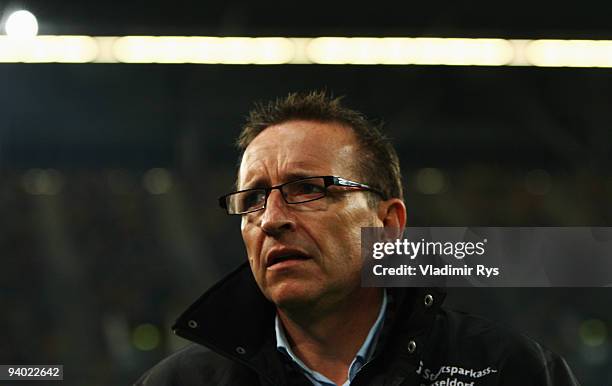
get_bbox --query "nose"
[259,189,296,236]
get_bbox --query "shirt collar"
[275,289,388,384]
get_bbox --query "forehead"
[238,120,359,187]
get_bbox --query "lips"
[266,248,311,268]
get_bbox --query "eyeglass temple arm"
[331,177,386,199]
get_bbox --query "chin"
[265,282,320,309]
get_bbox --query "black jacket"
[135,263,581,386]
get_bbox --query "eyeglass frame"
[218,175,387,215]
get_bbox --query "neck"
[277,287,383,385]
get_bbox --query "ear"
[377,198,407,237]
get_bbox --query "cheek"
[332,207,376,256]
[241,222,261,263]
[314,212,362,259]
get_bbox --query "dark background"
[0,0,611,385]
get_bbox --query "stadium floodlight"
[4,10,38,38]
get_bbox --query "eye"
[240,190,266,210]
[295,182,324,195]
[284,180,326,201]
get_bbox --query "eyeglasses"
[219,176,386,215]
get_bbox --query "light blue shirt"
[275,290,388,386]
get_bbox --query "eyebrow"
[241,171,323,190]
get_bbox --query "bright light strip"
[0,36,98,62]
[306,37,514,65]
[526,40,612,67]
[113,36,295,64]
[1,36,612,67]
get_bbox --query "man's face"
[238,120,381,310]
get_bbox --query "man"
[135,92,580,385]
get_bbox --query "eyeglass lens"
[228,177,327,214]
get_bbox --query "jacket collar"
[172,262,446,382]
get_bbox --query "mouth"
[266,250,312,268]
